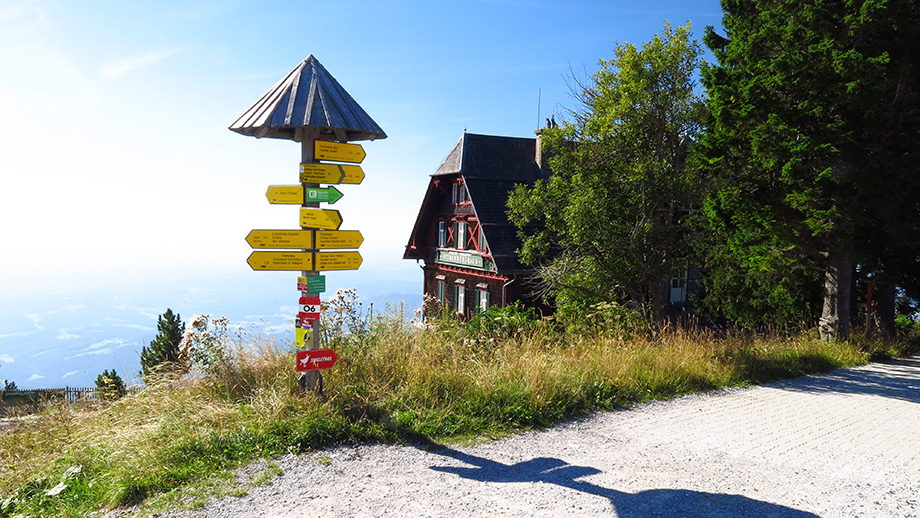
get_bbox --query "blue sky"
[0,0,724,387]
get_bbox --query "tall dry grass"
[0,302,911,517]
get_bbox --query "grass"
[1,299,916,517]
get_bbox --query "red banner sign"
[296,349,338,371]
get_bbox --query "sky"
[0,0,725,387]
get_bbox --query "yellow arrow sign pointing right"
[314,141,365,163]
[300,208,342,230]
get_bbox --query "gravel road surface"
[160,355,920,517]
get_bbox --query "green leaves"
[508,22,704,322]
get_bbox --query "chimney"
[534,130,552,174]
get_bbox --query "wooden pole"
[298,127,323,395]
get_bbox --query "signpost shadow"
[427,446,820,517]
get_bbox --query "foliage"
[140,309,187,377]
[508,22,705,323]
[693,0,920,337]
[93,369,126,401]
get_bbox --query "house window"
[456,284,466,315]
[438,221,447,247]
[458,182,467,203]
[451,182,458,204]
[477,288,490,314]
[670,264,689,304]
[456,221,466,250]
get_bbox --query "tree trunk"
[875,281,897,338]
[820,251,852,340]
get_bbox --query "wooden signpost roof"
[229,55,386,142]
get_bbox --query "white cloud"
[86,338,127,351]
[62,370,82,378]
[0,354,14,363]
[73,348,112,358]
[111,324,154,331]
[57,330,79,340]
[27,374,44,381]
[100,49,178,80]
[24,313,45,330]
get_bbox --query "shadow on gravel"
[428,447,819,517]
[771,355,920,403]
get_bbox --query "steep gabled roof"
[229,55,386,142]
[405,132,547,274]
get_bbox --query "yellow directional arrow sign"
[314,140,365,163]
[247,251,313,271]
[245,230,363,250]
[300,208,342,230]
[315,251,363,271]
[245,230,313,249]
[299,163,364,185]
[316,230,363,249]
[265,185,303,204]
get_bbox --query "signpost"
[295,349,338,371]
[232,55,385,395]
[314,140,365,163]
[299,163,365,185]
[267,185,344,204]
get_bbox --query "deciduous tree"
[508,22,705,323]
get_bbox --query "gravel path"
[160,355,920,517]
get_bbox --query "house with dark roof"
[403,132,550,316]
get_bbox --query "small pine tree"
[140,308,186,376]
[94,369,126,400]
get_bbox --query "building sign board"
[435,250,486,269]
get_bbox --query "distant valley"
[0,269,421,389]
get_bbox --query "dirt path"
[160,356,920,517]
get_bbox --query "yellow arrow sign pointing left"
[265,186,302,204]
[300,208,342,230]
[245,230,313,249]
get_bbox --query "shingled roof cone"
[229,55,386,142]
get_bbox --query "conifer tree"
[695,0,920,337]
[95,369,126,400]
[140,308,186,376]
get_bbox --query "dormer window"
[452,178,469,205]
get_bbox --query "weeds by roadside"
[1,295,916,517]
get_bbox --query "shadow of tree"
[771,355,920,403]
[427,446,819,517]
